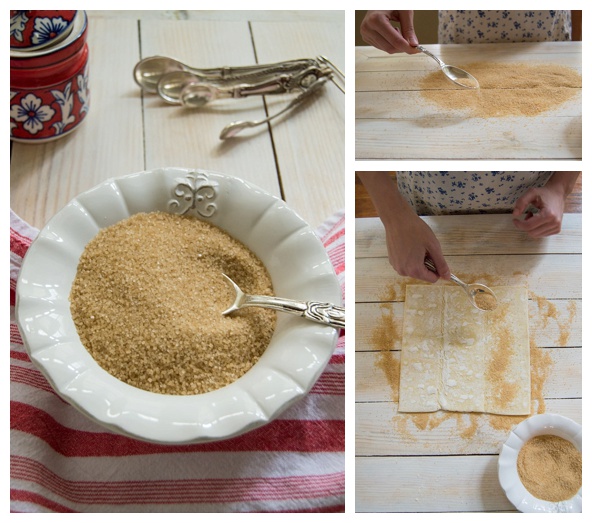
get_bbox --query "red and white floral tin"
[10,11,89,143]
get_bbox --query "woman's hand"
[360,10,420,54]
[357,171,450,283]
[383,208,450,283]
[512,172,580,237]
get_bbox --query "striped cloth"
[10,209,345,513]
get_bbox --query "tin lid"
[10,10,77,50]
[10,11,87,69]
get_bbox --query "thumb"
[513,187,539,217]
[398,10,418,47]
[426,249,451,281]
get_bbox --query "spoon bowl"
[441,64,480,89]
[465,283,498,311]
[180,83,218,108]
[417,45,479,89]
[134,56,187,93]
[424,258,497,311]
[157,71,204,104]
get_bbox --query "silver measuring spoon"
[219,76,328,139]
[416,45,479,89]
[221,273,345,329]
[134,56,190,93]
[424,258,497,311]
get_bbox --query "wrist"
[545,172,580,200]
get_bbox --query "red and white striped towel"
[10,209,345,513]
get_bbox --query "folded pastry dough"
[398,285,530,415]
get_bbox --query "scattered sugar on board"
[420,62,581,118]
[69,211,276,395]
[529,290,577,346]
[372,303,400,403]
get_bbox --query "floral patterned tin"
[10,10,77,50]
[10,11,89,143]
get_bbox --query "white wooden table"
[355,42,582,159]
[10,11,344,231]
[355,214,582,512]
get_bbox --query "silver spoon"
[416,45,479,89]
[424,259,497,311]
[221,273,344,329]
[219,76,328,139]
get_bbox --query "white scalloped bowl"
[16,167,341,444]
[498,413,582,513]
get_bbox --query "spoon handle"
[416,45,446,69]
[189,58,319,83]
[219,76,328,139]
[424,258,466,289]
[237,294,345,329]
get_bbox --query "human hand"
[512,185,566,237]
[360,10,420,54]
[383,210,450,283]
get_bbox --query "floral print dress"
[438,10,572,44]
[396,172,554,215]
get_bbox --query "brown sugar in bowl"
[15,167,342,444]
[498,413,582,512]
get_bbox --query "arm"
[512,172,580,237]
[357,171,450,283]
[359,10,420,54]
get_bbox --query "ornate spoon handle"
[239,295,345,329]
[416,45,446,68]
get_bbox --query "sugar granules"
[420,62,581,118]
[69,211,276,395]
[474,291,497,311]
[517,435,582,502]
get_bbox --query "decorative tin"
[10,11,89,143]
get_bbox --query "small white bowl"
[498,413,582,513]
[16,167,341,444]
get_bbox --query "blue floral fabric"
[396,172,554,215]
[438,10,571,44]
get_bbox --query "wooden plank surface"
[355,214,582,512]
[355,42,582,160]
[140,20,280,195]
[355,253,582,302]
[251,19,345,229]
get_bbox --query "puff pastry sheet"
[399,285,530,415]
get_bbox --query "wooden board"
[250,19,345,229]
[355,42,582,159]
